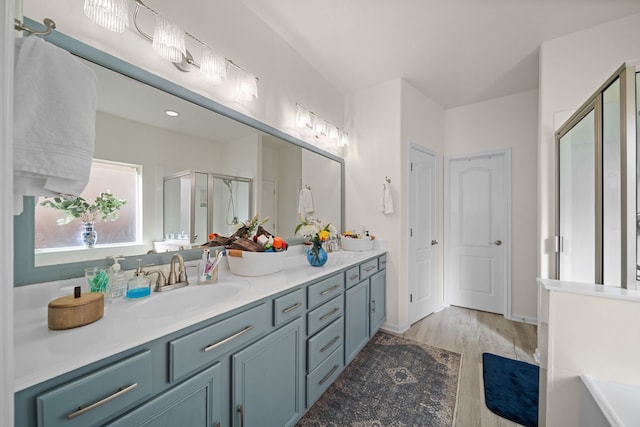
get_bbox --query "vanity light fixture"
[83,0,129,33]
[164,109,179,117]
[152,14,186,63]
[296,103,348,147]
[129,0,259,99]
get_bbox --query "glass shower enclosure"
[555,62,638,289]
[163,170,252,246]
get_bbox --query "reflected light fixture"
[152,14,186,63]
[164,109,179,117]
[295,103,348,147]
[83,0,129,33]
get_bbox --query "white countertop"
[581,375,640,427]
[14,245,386,392]
[537,278,640,303]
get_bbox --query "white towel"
[13,36,97,214]
[379,182,394,214]
[298,187,314,214]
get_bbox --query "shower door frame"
[554,62,638,288]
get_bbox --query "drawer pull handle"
[204,325,255,352]
[320,336,340,353]
[320,307,340,321]
[282,302,302,314]
[320,284,340,296]
[66,383,138,420]
[381,259,387,265]
[237,404,244,427]
[349,274,359,280]
[365,266,376,272]
[319,365,339,385]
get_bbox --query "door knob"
[490,240,502,246]
[431,240,438,245]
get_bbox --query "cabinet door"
[370,270,386,336]
[345,280,369,364]
[106,363,223,427]
[233,318,304,427]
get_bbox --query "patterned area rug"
[297,331,462,427]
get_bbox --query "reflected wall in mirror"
[15,26,344,285]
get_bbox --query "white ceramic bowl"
[340,236,375,252]
[226,249,288,276]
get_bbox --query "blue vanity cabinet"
[344,254,387,364]
[344,279,370,364]
[105,362,223,427]
[232,317,305,427]
[369,268,387,336]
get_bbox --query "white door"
[261,179,277,235]
[445,151,510,314]
[409,146,439,323]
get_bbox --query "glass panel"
[211,177,251,237]
[35,160,140,250]
[559,109,596,282]
[194,172,208,243]
[602,78,621,286]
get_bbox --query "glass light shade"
[339,132,349,147]
[296,105,313,129]
[314,119,328,138]
[236,69,259,100]
[152,15,186,63]
[328,125,340,142]
[84,0,129,33]
[201,46,227,84]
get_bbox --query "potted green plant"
[40,192,126,248]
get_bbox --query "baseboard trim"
[507,313,537,325]
[380,321,410,334]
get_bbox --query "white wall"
[346,79,403,330]
[444,90,539,321]
[538,12,640,280]
[346,79,444,332]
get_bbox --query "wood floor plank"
[404,306,537,427]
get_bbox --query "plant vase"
[306,239,328,267]
[81,222,97,248]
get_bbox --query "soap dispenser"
[126,259,151,299]
[108,256,127,299]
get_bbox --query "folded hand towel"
[298,188,315,214]
[13,36,97,214]
[379,182,394,214]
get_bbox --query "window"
[35,159,141,251]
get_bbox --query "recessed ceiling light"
[164,109,179,117]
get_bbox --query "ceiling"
[240,0,640,109]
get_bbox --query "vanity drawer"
[169,303,268,382]
[306,346,344,407]
[308,273,344,309]
[360,258,378,280]
[307,296,344,336]
[273,288,305,327]
[307,317,344,372]
[378,254,387,270]
[345,266,361,289]
[36,350,152,427]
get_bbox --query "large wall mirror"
[14,21,344,285]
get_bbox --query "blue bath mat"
[482,353,539,427]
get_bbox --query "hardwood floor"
[403,306,537,427]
